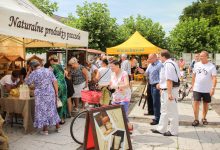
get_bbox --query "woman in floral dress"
[49,55,67,124]
[25,59,60,135]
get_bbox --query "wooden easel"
[138,83,148,109]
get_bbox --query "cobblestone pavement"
[131,122,220,150]
[4,80,220,150]
[129,77,220,150]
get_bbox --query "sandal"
[40,130,49,135]
[128,124,133,134]
[59,120,65,125]
[192,120,199,126]
[201,118,208,125]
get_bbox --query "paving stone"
[178,126,203,150]
[195,127,220,150]
[9,137,46,150]
[4,81,220,150]
[154,147,169,150]
[41,142,80,150]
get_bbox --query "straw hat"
[68,57,78,65]
[48,55,58,61]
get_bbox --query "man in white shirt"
[151,49,180,136]
[121,54,131,80]
[0,71,20,93]
[191,51,217,126]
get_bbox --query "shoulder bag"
[88,68,110,91]
[165,62,180,87]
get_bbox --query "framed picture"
[84,105,132,150]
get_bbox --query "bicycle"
[70,90,101,145]
[178,73,191,101]
[70,109,88,145]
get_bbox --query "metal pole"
[65,44,68,68]
[23,38,26,67]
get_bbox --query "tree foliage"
[118,15,166,48]
[63,3,167,51]
[64,2,118,51]
[30,0,58,16]
[26,47,50,54]
[179,0,220,27]
[168,0,220,54]
[168,18,220,54]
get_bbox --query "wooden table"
[0,97,35,133]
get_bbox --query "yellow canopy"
[107,31,161,55]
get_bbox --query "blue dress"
[25,67,61,128]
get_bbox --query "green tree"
[118,15,166,48]
[180,0,220,27]
[64,2,118,51]
[168,18,219,54]
[30,0,58,16]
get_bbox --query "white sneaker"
[40,131,49,135]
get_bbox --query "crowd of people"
[0,53,136,135]
[140,50,217,136]
[0,50,217,137]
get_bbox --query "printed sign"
[215,54,220,65]
[182,53,192,66]
[84,105,132,150]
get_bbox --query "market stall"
[0,55,10,77]
[47,48,105,66]
[0,0,89,133]
[6,55,24,71]
[0,0,89,59]
[0,97,35,133]
[106,31,161,55]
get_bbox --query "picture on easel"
[110,130,125,150]
[84,105,132,150]
[93,111,115,136]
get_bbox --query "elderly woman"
[48,55,67,124]
[109,60,133,133]
[25,59,60,135]
[69,57,88,110]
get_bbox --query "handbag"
[108,88,116,94]
[88,68,110,91]
[57,97,63,108]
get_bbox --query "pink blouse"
[111,71,131,102]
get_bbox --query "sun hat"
[68,57,78,64]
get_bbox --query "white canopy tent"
[0,0,89,58]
